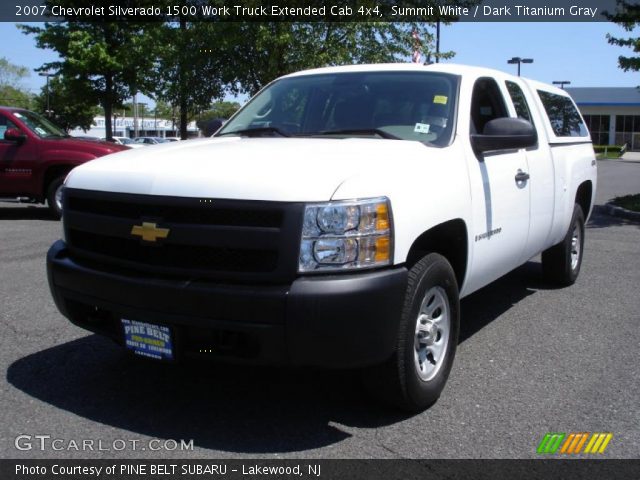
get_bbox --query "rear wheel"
[364,253,460,412]
[46,175,65,219]
[542,204,585,286]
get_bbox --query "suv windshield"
[12,110,68,138]
[218,71,459,146]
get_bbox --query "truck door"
[504,80,555,263]
[463,77,531,295]
[0,112,38,195]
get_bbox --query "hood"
[66,137,435,202]
[45,136,129,155]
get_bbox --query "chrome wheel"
[414,286,450,381]
[570,224,581,271]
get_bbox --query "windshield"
[12,110,67,138]
[218,71,459,146]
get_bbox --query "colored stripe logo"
[537,433,613,454]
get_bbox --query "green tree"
[0,57,30,87]
[152,19,230,139]
[604,1,640,72]
[201,101,241,120]
[20,1,159,139]
[226,22,452,97]
[153,100,175,120]
[0,57,34,108]
[195,101,241,131]
[34,76,100,132]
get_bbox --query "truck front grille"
[62,189,304,283]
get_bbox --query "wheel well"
[575,181,593,217]
[405,219,468,289]
[43,165,72,197]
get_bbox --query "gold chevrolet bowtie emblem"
[130,222,170,242]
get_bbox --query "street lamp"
[38,72,55,116]
[138,102,147,136]
[553,81,571,89]
[507,57,533,76]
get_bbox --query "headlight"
[299,197,393,272]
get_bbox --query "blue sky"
[1,21,638,107]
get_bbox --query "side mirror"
[4,128,27,144]
[471,117,537,154]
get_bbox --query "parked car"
[164,137,181,142]
[46,64,596,411]
[133,136,169,145]
[0,106,128,217]
[101,136,145,149]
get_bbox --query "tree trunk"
[179,17,188,140]
[104,73,113,141]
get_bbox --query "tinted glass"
[506,81,532,122]
[470,77,508,134]
[12,110,67,138]
[538,91,588,137]
[0,116,18,140]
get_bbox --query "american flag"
[412,30,422,64]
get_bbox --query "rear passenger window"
[537,90,588,137]
[506,81,532,122]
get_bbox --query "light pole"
[133,93,139,138]
[38,72,55,116]
[139,103,146,136]
[507,57,533,76]
[553,80,571,89]
[112,113,120,137]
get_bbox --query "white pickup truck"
[47,64,596,411]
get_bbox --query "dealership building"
[70,116,199,139]
[567,87,640,150]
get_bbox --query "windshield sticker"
[433,95,448,105]
[35,127,47,135]
[14,112,24,119]
[414,123,430,134]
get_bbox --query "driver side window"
[0,115,18,141]
[470,78,508,134]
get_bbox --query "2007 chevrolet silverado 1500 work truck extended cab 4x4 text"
[47,64,596,411]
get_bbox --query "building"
[566,87,640,150]
[70,116,199,139]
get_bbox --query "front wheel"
[542,204,585,286]
[46,176,65,219]
[363,253,460,412]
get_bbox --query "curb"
[594,203,640,222]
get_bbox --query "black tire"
[363,253,460,412]
[541,204,585,286]
[46,175,65,219]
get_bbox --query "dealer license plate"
[122,319,174,361]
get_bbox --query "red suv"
[0,107,127,217]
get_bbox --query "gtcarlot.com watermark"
[14,434,194,452]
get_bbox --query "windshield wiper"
[218,127,291,137]
[309,129,401,140]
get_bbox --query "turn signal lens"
[299,197,393,272]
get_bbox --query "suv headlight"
[299,197,393,272]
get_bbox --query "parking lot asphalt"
[1,160,638,459]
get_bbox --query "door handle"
[515,170,530,183]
